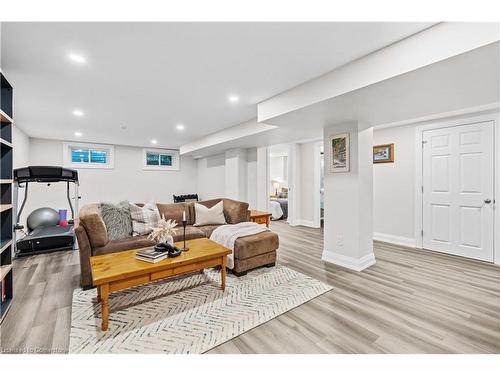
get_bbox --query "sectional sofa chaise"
[75,198,279,289]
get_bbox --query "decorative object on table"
[152,242,182,257]
[147,215,177,245]
[168,244,182,257]
[373,143,395,164]
[181,210,189,251]
[153,242,170,252]
[272,179,281,196]
[58,209,68,227]
[329,132,350,173]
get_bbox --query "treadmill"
[13,166,80,256]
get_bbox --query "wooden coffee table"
[90,237,231,331]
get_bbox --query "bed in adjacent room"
[269,198,288,220]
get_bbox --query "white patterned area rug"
[69,265,332,353]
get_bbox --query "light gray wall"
[21,138,197,223]
[12,125,30,169]
[373,125,416,241]
[269,155,288,192]
[196,154,226,201]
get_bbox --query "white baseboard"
[373,232,416,248]
[290,219,320,228]
[321,251,376,272]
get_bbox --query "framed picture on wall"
[373,143,394,163]
[329,133,350,173]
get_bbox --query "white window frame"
[63,142,115,169]
[142,148,180,171]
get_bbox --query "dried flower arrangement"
[148,216,177,244]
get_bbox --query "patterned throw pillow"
[129,201,160,236]
[100,201,133,241]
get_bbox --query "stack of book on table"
[136,248,169,263]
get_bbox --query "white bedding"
[210,222,269,269]
[269,200,283,220]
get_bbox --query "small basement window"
[143,148,179,170]
[63,142,114,169]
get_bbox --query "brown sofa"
[75,198,279,289]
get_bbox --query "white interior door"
[422,121,494,262]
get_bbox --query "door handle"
[484,199,492,204]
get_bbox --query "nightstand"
[249,210,272,228]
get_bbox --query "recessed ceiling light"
[176,124,185,131]
[74,131,83,137]
[68,53,86,64]
[72,109,84,117]
[151,139,158,145]
[228,95,239,103]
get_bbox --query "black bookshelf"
[1,70,14,323]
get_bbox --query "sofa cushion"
[223,198,249,224]
[233,251,276,274]
[196,224,220,238]
[93,235,155,256]
[194,201,226,226]
[157,202,190,226]
[100,201,132,240]
[234,231,279,260]
[198,198,249,224]
[171,226,206,242]
[129,202,160,236]
[80,213,109,248]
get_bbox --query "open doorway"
[319,145,324,227]
[268,144,289,222]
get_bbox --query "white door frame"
[414,112,499,263]
[312,140,323,228]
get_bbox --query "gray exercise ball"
[27,207,59,231]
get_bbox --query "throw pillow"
[100,201,133,241]
[194,201,226,226]
[129,202,160,236]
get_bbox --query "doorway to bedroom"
[268,144,289,224]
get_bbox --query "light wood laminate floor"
[1,221,499,353]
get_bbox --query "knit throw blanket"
[210,222,269,269]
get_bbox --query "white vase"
[162,234,174,246]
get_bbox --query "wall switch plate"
[336,234,343,246]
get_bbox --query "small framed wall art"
[329,133,350,173]
[373,143,394,163]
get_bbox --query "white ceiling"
[265,42,500,131]
[1,22,434,148]
[181,42,499,158]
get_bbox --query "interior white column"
[224,149,247,201]
[322,121,375,271]
[287,143,301,226]
[255,146,269,211]
[246,148,258,208]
